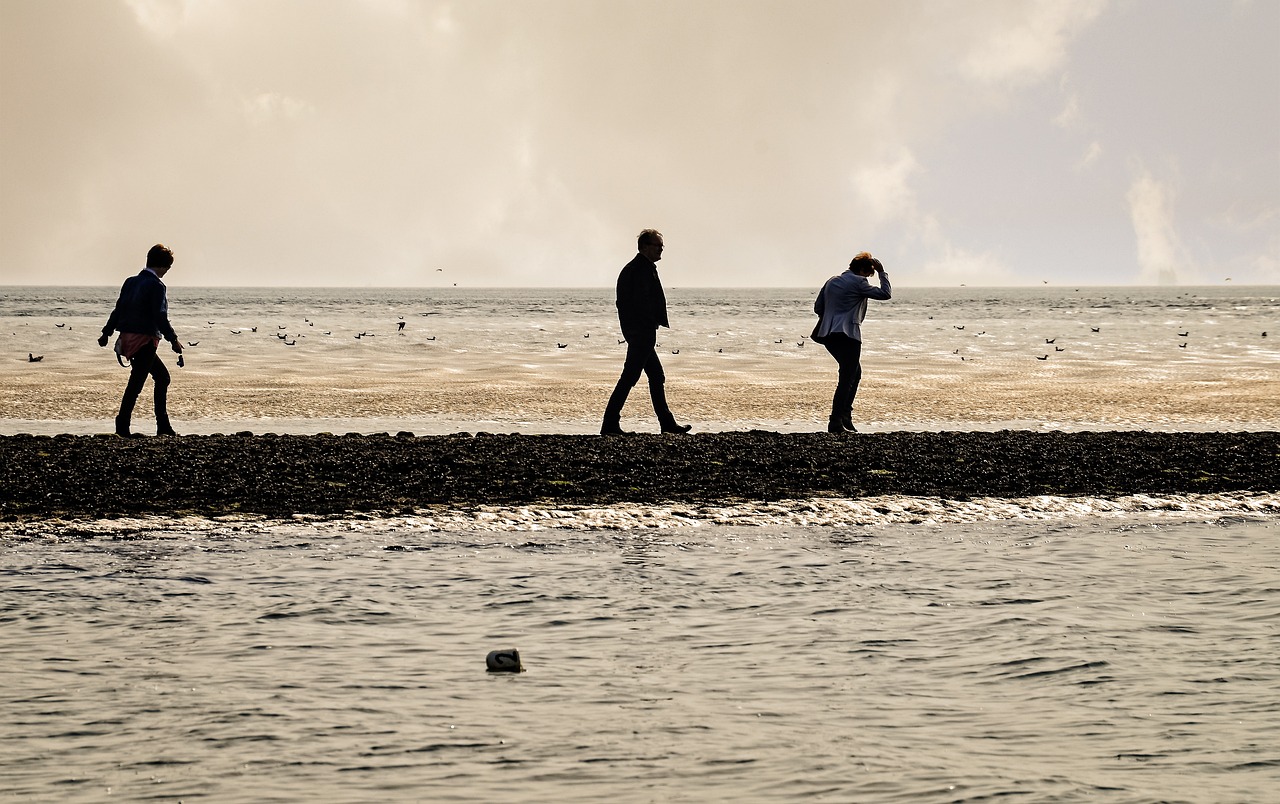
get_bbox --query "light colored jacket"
[814,270,891,342]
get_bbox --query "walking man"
[601,229,692,435]
[98,244,183,437]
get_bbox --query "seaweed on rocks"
[0,431,1276,519]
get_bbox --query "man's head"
[637,229,664,262]
[146,244,174,276]
[849,251,880,277]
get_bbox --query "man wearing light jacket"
[812,252,892,433]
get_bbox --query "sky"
[1,0,1277,288]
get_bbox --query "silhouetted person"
[98,244,183,437]
[812,251,891,433]
[601,229,691,435]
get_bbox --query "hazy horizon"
[2,280,1275,291]
[3,1,1277,289]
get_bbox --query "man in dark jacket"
[601,229,692,435]
[98,244,183,437]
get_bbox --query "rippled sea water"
[3,509,1277,802]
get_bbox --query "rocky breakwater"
[1,430,1276,519]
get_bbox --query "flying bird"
[557,343,567,348]
[1036,355,1049,360]
[28,353,42,362]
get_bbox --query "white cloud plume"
[1127,170,1194,285]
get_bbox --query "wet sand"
[2,430,1275,518]
[5,367,1280,434]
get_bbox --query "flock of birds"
[18,318,1271,364]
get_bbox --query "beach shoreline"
[2,430,1275,519]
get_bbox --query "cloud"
[122,0,189,37]
[1127,169,1194,285]
[914,246,1021,287]
[1053,90,1081,127]
[852,149,923,230]
[958,0,1108,90]
[2,0,1274,288]
[1075,140,1103,171]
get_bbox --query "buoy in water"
[486,649,524,673]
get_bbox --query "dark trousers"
[117,343,171,431]
[603,328,676,427]
[823,333,863,422]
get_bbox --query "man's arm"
[864,267,892,300]
[98,284,126,346]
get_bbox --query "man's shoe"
[600,425,632,435]
[840,417,858,433]
[660,423,693,434]
[157,427,178,437]
[115,416,142,438]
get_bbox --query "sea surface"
[2,285,1278,801]
[1,284,1277,433]
[2,507,1278,802]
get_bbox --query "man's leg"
[643,349,691,433]
[824,336,862,432]
[840,339,863,429]
[602,330,655,433]
[116,344,156,437]
[150,355,174,435]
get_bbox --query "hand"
[97,334,109,347]
[171,340,183,354]
[872,259,885,272]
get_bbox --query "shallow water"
[3,285,1278,433]
[3,508,1277,802]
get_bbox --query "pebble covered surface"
[2,430,1277,518]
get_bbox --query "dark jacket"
[102,269,177,343]
[615,254,669,336]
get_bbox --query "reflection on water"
[2,285,1278,433]
[3,508,1277,802]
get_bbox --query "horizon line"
[1,282,1272,290]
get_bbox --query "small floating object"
[486,649,524,673]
